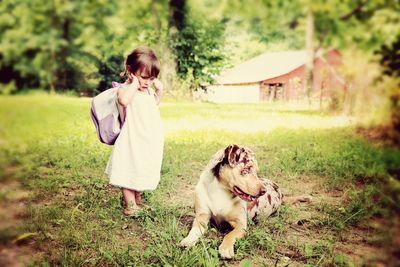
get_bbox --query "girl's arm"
[118,75,139,107]
[153,78,164,105]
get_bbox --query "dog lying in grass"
[180,144,311,259]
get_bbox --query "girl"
[106,46,164,215]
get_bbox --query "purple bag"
[90,82,126,145]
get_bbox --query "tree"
[0,0,113,93]
[377,35,400,144]
[171,18,226,86]
[169,0,227,88]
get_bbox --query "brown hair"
[121,46,160,81]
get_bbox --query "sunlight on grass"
[164,115,354,133]
[161,101,355,133]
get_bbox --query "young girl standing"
[106,46,164,215]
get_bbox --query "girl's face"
[134,70,155,90]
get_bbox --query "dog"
[179,144,311,259]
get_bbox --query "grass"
[0,92,399,266]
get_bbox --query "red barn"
[205,49,344,103]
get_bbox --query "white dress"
[105,85,164,191]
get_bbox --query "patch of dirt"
[357,125,400,147]
[281,218,387,266]
[0,245,37,267]
[178,214,194,229]
[277,174,322,197]
[168,174,196,209]
[0,166,38,267]
[114,219,150,252]
[357,126,390,141]
[279,176,398,266]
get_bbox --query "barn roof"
[215,50,316,85]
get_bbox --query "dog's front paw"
[179,236,197,248]
[218,242,235,259]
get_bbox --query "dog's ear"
[224,144,250,167]
[225,144,238,167]
[212,144,256,177]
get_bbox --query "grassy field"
[0,93,399,266]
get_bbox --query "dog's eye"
[241,167,251,175]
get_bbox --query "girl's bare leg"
[122,188,139,215]
[135,191,142,205]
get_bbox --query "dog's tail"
[283,194,313,204]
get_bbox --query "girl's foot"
[123,206,140,216]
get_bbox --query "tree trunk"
[169,0,186,33]
[51,11,70,91]
[305,7,314,105]
[151,0,162,47]
[153,0,176,94]
[167,0,186,93]
[59,18,70,90]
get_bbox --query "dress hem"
[109,182,158,191]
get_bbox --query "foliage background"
[1,1,398,96]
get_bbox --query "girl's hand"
[118,74,139,107]
[128,73,140,90]
[153,78,164,93]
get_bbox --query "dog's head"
[211,144,266,202]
